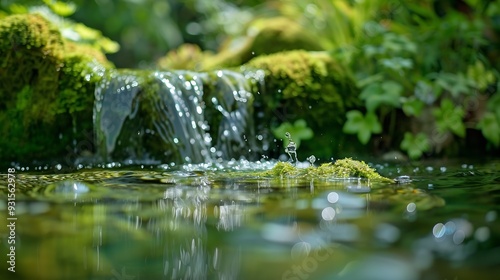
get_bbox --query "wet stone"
[394,175,412,184]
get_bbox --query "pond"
[0,158,499,280]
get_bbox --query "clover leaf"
[477,112,500,147]
[272,119,313,149]
[343,110,382,144]
[400,132,430,159]
[360,80,403,112]
[433,99,465,137]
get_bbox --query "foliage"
[246,50,357,123]
[432,99,466,137]
[400,132,430,160]
[359,80,403,112]
[245,50,358,159]
[342,110,382,145]
[157,17,324,71]
[0,1,119,55]
[271,119,313,149]
[321,0,500,159]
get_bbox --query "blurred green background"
[1,0,499,161]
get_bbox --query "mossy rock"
[244,50,359,158]
[0,13,111,164]
[260,158,394,183]
[157,17,323,71]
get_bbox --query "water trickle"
[284,132,298,163]
[307,155,316,166]
[94,69,261,164]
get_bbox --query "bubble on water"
[475,226,490,242]
[321,207,336,221]
[433,223,446,238]
[485,210,497,222]
[327,192,339,203]
[395,175,412,184]
[406,202,416,213]
[453,230,465,244]
[53,181,90,194]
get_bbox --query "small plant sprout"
[284,132,298,163]
[307,155,316,166]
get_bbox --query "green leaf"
[359,81,403,112]
[466,60,495,91]
[414,80,440,104]
[379,57,413,72]
[433,99,465,137]
[272,119,313,148]
[400,132,430,159]
[343,110,382,144]
[402,97,424,117]
[433,72,474,97]
[44,0,76,16]
[477,112,500,147]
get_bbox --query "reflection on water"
[0,159,499,279]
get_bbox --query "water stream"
[1,67,499,280]
[94,69,264,165]
[0,160,499,279]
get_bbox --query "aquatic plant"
[260,158,394,183]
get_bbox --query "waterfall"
[93,69,262,164]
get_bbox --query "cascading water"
[93,69,263,164]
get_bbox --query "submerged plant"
[260,158,393,183]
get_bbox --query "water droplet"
[327,192,339,203]
[406,202,416,213]
[432,223,446,238]
[307,155,316,166]
[475,226,490,242]
[322,207,336,221]
[284,132,298,163]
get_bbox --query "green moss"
[246,50,357,117]
[156,17,323,71]
[157,43,212,71]
[0,13,111,163]
[244,50,359,158]
[260,158,394,183]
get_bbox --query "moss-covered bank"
[244,50,359,158]
[0,14,111,163]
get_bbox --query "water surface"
[1,159,499,279]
